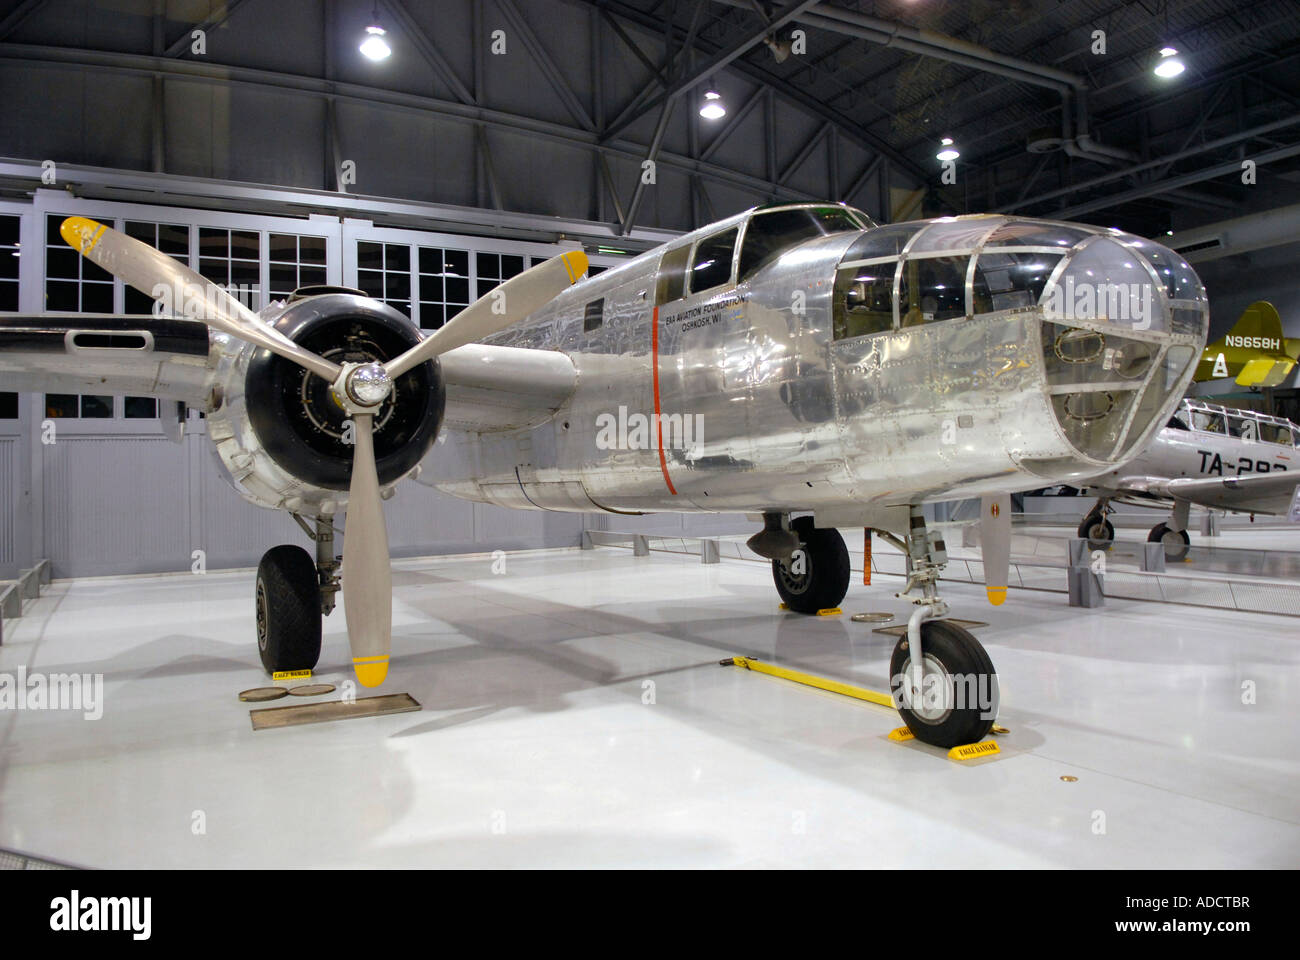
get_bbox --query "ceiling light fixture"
[1154,46,1185,78]
[699,90,726,120]
[936,137,959,162]
[360,6,391,62]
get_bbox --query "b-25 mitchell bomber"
[0,204,1210,747]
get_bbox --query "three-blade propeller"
[60,217,588,687]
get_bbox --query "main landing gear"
[1148,498,1191,561]
[768,515,851,614]
[1078,499,1115,550]
[1081,498,1192,560]
[254,516,339,676]
[766,508,999,748]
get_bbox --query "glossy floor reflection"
[2,546,1297,868]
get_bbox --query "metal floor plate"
[250,693,421,730]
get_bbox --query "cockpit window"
[972,252,1062,313]
[656,244,691,304]
[688,227,738,294]
[1260,422,1296,446]
[1167,416,1190,431]
[899,256,968,326]
[1192,410,1225,434]
[984,221,1090,248]
[739,207,866,282]
[1227,416,1256,440]
[834,262,895,340]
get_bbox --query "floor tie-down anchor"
[874,506,1000,748]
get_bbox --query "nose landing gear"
[879,506,999,748]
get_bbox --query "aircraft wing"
[423,342,577,433]
[0,315,578,434]
[1163,472,1300,517]
[0,313,215,407]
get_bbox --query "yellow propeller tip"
[986,587,1007,606]
[560,250,589,284]
[60,216,106,253]
[353,657,389,688]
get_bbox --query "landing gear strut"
[253,516,338,676]
[878,506,998,748]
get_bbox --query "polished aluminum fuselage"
[428,210,1209,526]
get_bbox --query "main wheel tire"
[889,620,998,749]
[1077,512,1114,550]
[255,545,323,676]
[771,516,851,614]
[1148,522,1190,561]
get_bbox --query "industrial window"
[833,262,895,340]
[0,215,18,311]
[655,245,691,304]
[357,241,412,316]
[0,392,17,418]
[898,256,970,327]
[123,220,191,315]
[123,396,158,419]
[45,213,114,313]
[268,233,328,300]
[417,246,470,330]
[688,228,738,294]
[198,227,260,309]
[45,394,112,418]
[475,251,526,299]
[583,298,605,333]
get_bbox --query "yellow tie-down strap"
[721,655,896,708]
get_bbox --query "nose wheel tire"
[889,620,998,748]
[255,544,323,676]
[1148,522,1191,561]
[771,516,850,614]
[1077,511,1114,550]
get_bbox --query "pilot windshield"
[739,206,869,282]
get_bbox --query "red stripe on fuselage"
[651,305,677,496]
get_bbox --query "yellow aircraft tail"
[1195,301,1294,386]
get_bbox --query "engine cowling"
[207,291,445,516]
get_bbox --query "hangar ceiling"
[0,0,1297,246]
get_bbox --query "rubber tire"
[889,620,998,749]
[255,544,323,676]
[1077,512,1114,550]
[771,516,851,614]
[1148,522,1190,561]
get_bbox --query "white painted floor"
[2,545,1298,869]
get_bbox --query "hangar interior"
[1,0,1299,869]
